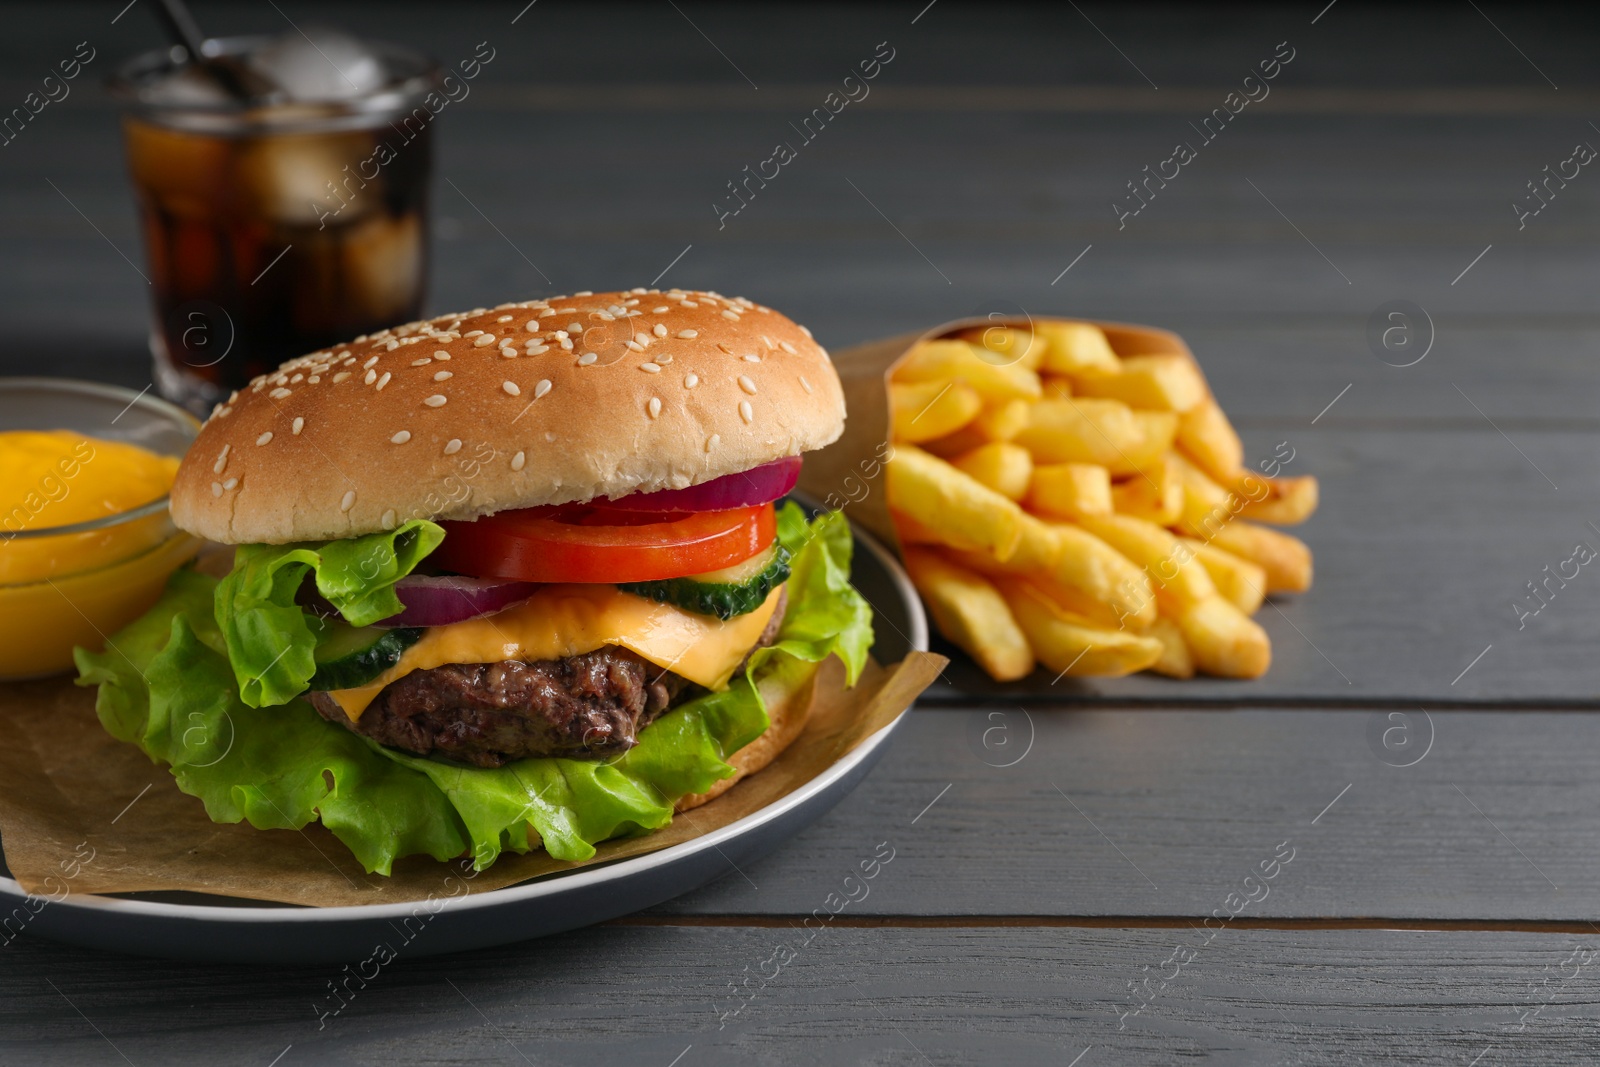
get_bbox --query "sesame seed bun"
[170,289,846,545]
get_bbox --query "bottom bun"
[675,662,821,812]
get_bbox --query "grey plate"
[0,509,925,964]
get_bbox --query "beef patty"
[309,588,786,767]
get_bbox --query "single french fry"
[1111,455,1182,525]
[903,546,1034,682]
[1176,396,1244,483]
[1175,596,1271,679]
[893,339,1042,402]
[1042,519,1158,629]
[1179,537,1267,615]
[1169,450,1239,541]
[1041,376,1074,400]
[893,510,981,551]
[1145,616,1196,679]
[890,380,983,443]
[952,326,1045,372]
[1027,462,1113,520]
[951,442,1033,501]
[946,514,1154,630]
[997,578,1163,677]
[919,398,1033,457]
[1210,521,1313,594]
[1073,354,1208,412]
[887,444,1024,561]
[1235,473,1319,526]
[1077,512,1216,612]
[1131,410,1178,459]
[1014,397,1141,468]
[1034,321,1121,376]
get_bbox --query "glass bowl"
[0,379,200,680]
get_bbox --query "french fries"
[887,444,1024,561]
[951,442,1033,501]
[884,322,1316,683]
[903,547,1034,681]
[1027,462,1112,520]
[1074,354,1207,412]
[889,381,982,443]
[997,578,1164,677]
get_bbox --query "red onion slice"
[593,456,801,513]
[375,575,540,628]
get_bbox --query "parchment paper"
[0,650,943,907]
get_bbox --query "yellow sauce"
[0,430,195,679]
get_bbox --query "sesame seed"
[391,430,411,444]
[465,330,483,338]
[780,341,797,354]
[655,354,672,364]
[640,362,661,374]
[256,431,273,446]
[213,446,230,473]
[382,509,397,530]
[333,372,351,383]
[386,340,400,350]
[738,375,757,394]
[685,372,699,388]
[743,354,761,363]
[216,405,233,417]
[626,340,644,352]
[376,371,392,390]
[496,315,513,323]
[211,481,222,497]
[597,311,615,322]
[526,345,549,355]
[681,300,698,308]
[364,355,380,369]
[308,375,321,384]
[434,350,451,360]
[364,369,377,385]
[653,306,669,313]
[341,490,356,512]
[511,451,526,472]
[433,370,452,382]
[799,325,813,339]
[503,381,521,396]
[567,322,583,333]
[800,376,814,394]
[411,357,432,367]
[634,332,652,346]
[677,329,699,339]
[292,417,305,435]
[290,373,304,383]
[722,310,740,321]
[539,309,556,317]
[444,439,462,455]
[706,433,719,451]
[501,349,519,358]
[424,394,448,407]
[647,397,662,419]
[270,387,292,399]
[534,379,552,399]
[223,477,238,490]
[739,400,754,423]
[474,334,497,347]
[653,324,668,338]
[574,291,593,297]
[578,352,598,366]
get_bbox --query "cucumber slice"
[307,622,424,692]
[619,543,790,620]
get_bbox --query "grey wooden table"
[7,2,1600,1063]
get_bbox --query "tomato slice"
[433,502,776,584]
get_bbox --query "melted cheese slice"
[327,584,782,721]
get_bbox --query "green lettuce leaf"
[73,506,874,875]
[214,520,445,707]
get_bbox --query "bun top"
[170,289,846,544]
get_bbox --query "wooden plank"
[656,707,1600,921]
[2,924,1595,1065]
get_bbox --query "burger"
[76,289,873,875]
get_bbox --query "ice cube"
[235,130,380,225]
[141,63,237,107]
[247,27,387,103]
[339,214,422,322]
